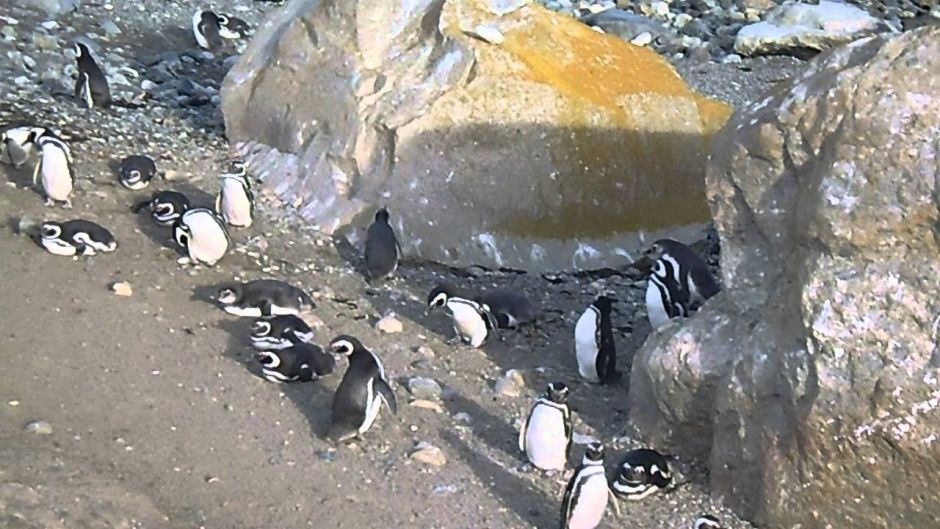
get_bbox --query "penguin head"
[584,442,605,463]
[40,222,62,240]
[546,382,570,404]
[250,319,272,339]
[617,462,648,486]
[594,295,615,311]
[426,282,458,310]
[693,515,721,529]
[254,350,281,369]
[329,335,363,356]
[223,160,247,177]
[72,42,91,60]
[374,207,390,224]
[173,221,191,248]
[216,285,241,306]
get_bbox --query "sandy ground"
[0,1,805,528]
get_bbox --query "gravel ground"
[0,1,802,528]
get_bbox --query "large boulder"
[221,0,730,272]
[630,27,940,528]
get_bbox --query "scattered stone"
[494,369,526,397]
[25,421,53,435]
[631,31,653,46]
[407,377,443,399]
[410,442,446,466]
[416,345,436,358]
[453,412,472,424]
[721,53,743,64]
[432,484,459,495]
[110,281,133,297]
[489,0,526,16]
[470,24,505,44]
[100,20,121,36]
[409,399,445,413]
[375,314,403,334]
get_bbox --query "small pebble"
[494,369,526,397]
[407,377,443,399]
[111,281,133,297]
[410,442,447,466]
[375,314,403,334]
[631,32,653,47]
[472,24,504,45]
[25,421,53,435]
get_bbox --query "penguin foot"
[177,256,192,265]
[445,335,461,345]
[44,198,55,207]
[63,199,73,209]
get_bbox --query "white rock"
[650,1,670,18]
[494,369,526,397]
[489,0,526,16]
[674,13,693,28]
[471,24,504,45]
[587,3,612,15]
[734,0,884,57]
[722,53,743,64]
[375,314,403,333]
[630,31,653,47]
[410,442,446,466]
[111,281,133,297]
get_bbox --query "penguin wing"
[518,406,534,453]
[560,468,580,527]
[374,377,397,415]
[563,407,573,460]
[214,189,222,216]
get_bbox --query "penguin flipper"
[518,409,532,453]
[32,158,42,187]
[375,377,397,415]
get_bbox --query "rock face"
[221,0,730,272]
[735,0,887,57]
[630,27,940,528]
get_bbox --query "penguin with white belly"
[249,315,315,350]
[254,342,335,384]
[574,295,619,384]
[611,448,672,500]
[1,124,46,168]
[39,220,117,256]
[216,279,314,317]
[518,382,572,472]
[426,283,498,348]
[134,190,191,226]
[327,335,397,442]
[31,129,74,208]
[215,161,254,228]
[561,442,616,529]
[173,208,230,266]
[643,239,720,329]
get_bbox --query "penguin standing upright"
[215,279,314,317]
[173,208,230,266]
[518,382,572,471]
[643,239,720,329]
[133,190,190,226]
[327,335,397,442]
[72,42,111,109]
[39,220,117,256]
[1,124,46,168]
[254,342,335,383]
[215,161,254,228]
[363,207,400,282]
[560,442,614,529]
[32,130,73,207]
[118,155,157,190]
[426,283,497,348]
[574,295,618,384]
[611,448,672,500]
[192,9,223,50]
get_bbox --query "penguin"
[426,283,498,348]
[72,42,111,109]
[560,442,613,529]
[118,155,157,190]
[1,124,46,168]
[133,190,190,226]
[480,287,538,328]
[574,295,618,384]
[250,315,315,350]
[253,342,335,383]
[611,448,672,500]
[192,9,223,50]
[31,130,73,208]
[518,382,572,471]
[216,279,314,317]
[363,207,400,282]
[39,220,117,256]
[644,239,720,329]
[694,515,722,529]
[327,335,397,442]
[173,208,230,266]
[215,160,254,228]
[217,14,251,40]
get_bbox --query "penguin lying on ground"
[327,335,397,442]
[215,279,314,317]
[118,155,157,190]
[254,342,335,383]
[249,315,315,350]
[611,448,672,500]
[39,220,117,256]
[133,190,190,226]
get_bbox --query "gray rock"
[100,20,122,37]
[580,9,670,41]
[407,376,442,399]
[630,26,940,529]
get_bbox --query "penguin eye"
[41,225,60,238]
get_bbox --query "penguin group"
[0,5,730,527]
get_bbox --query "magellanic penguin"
[215,160,254,228]
[32,129,74,208]
[574,295,619,384]
[118,155,157,190]
[611,448,672,500]
[217,14,251,39]
[250,315,315,350]
[693,515,722,529]
[561,442,617,529]
[216,279,314,317]
[40,220,117,256]
[643,239,720,329]
[72,42,111,109]
[364,207,401,282]
[327,335,397,442]
[254,342,335,383]
[518,382,572,472]
[1,124,47,168]
[192,9,223,50]
[426,283,498,348]
[133,190,190,226]
[480,287,538,328]
[173,208,230,266]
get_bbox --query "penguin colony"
[0,9,727,528]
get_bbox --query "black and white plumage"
[611,448,672,500]
[426,283,497,348]
[479,288,538,328]
[40,220,117,256]
[215,161,254,228]
[173,208,230,266]
[254,342,335,384]
[217,14,251,39]
[693,515,722,529]
[216,279,314,317]
[574,295,618,384]
[31,130,73,208]
[250,315,315,350]
[72,42,111,109]
[133,190,190,226]
[1,124,47,168]
[118,155,157,190]
[518,382,572,471]
[363,207,401,282]
[644,239,720,329]
[560,442,612,529]
[192,9,223,50]
[327,335,397,442]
